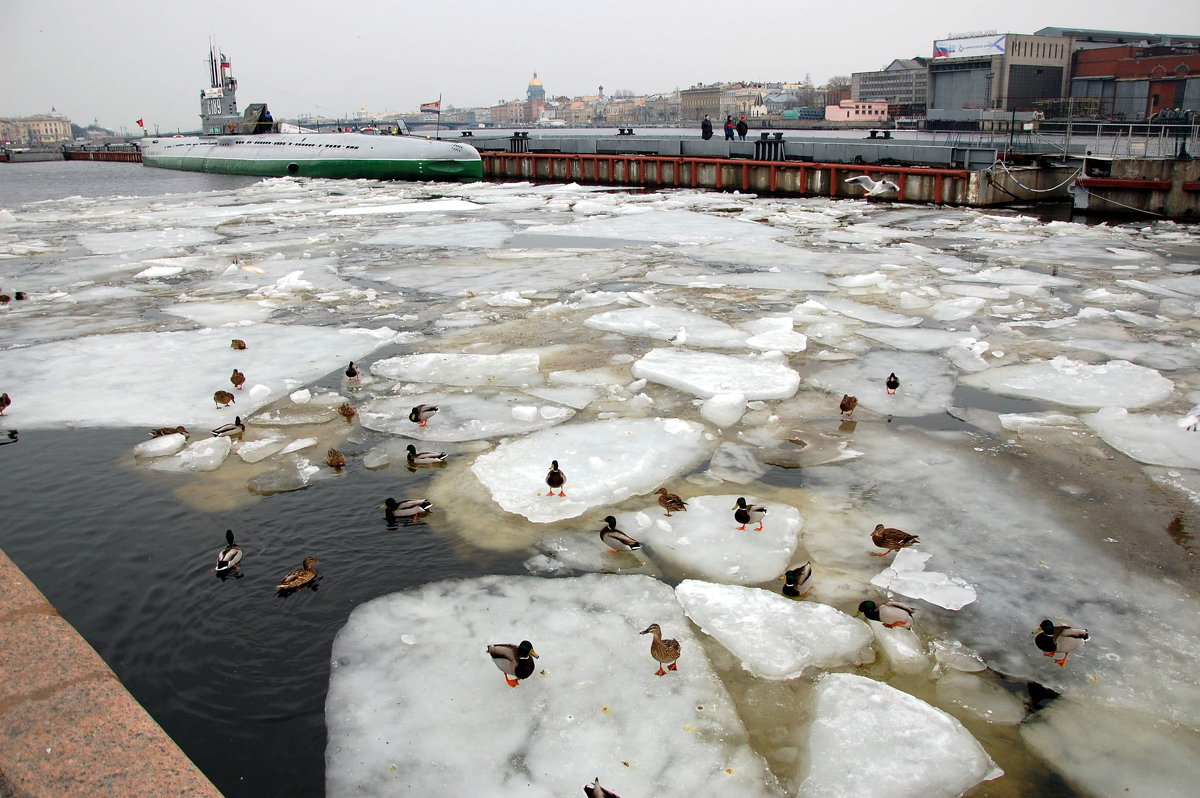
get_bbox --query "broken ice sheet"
[796,673,1001,798]
[961,355,1175,410]
[470,417,711,523]
[674,580,874,679]
[359,392,574,441]
[325,574,778,798]
[869,548,977,610]
[631,495,802,584]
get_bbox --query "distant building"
[928,33,1071,112]
[1035,27,1200,52]
[680,84,724,121]
[852,58,929,116]
[1,112,73,145]
[824,100,888,123]
[1070,43,1200,120]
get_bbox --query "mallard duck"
[656,488,687,516]
[211,416,245,438]
[406,444,447,466]
[230,369,246,391]
[1034,619,1090,667]
[734,497,767,531]
[885,372,900,394]
[640,623,681,676]
[545,459,566,497]
[409,404,438,427]
[215,529,243,573]
[599,516,642,554]
[381,497,433,524]
[856,599,916,628]
[0,429,17,446]
[149,425,189,438]
[337,402,356,422]
[327,447,346,469]
[584,777,621,798]
[871,524,919,556]
[839,394,858,416]
[14,292,28,301]
[345,361,360,382]
[780,563,813,598]
[0,392,10,415]
[213,390,236,408]
[277,556,319,590]
[487,640,538,687]
[230,339,247,350]
[0,295,9,304]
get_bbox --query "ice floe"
[674,580,873,678]
[796,673,1001,798]
[632,348,800,401]
[470,418,711,523]
[326,574,778,798]
[962,355,1174,409]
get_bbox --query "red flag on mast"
[136,119,145,128]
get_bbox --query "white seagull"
[844,175,900,197]
[1178,404,1200,431]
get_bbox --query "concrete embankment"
[0,548,221,797]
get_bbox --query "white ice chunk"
[674,580,874,678]
[962,356,1174,410]
[1081,407,1200,468]
[856,328,974,352]
[131,433,188,458]
[632,348,800,400]
[370,352,543,387]
[585,306,749,349]
[634,495,802,584]
[998,412,1080,434]
[279,437,318,455]
[0,324,393,429]
[145,436,231,473]
[867,620,932,675]
[247,455,319,494]
[797,673,1001,798]
[236,436,287,464]
[289,389,312,404]
[870,548,977,610]
[326,574,777,798]
[471,418,710,523]
[700,392,747,428]
[360,392,573,441]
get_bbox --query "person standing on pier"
[736,115,749,140]
[701,114,713,140]
[724,115,735,140]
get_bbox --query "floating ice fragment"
[370,352,542,387]
[326,574,777,798]
[360,392,573,441]
[962,356,1174,410]
[132,433,187,458]
[797,673,1001,798]
[585,306,749,349]
[1081,407,1200,468]
[674,581,873,678]
[632,348,800,400]
[700,392,747,428]
[470,418,710,523]
[870,548,977,610]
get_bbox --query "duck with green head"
[487,640,538,687]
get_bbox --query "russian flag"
[220,54,231,69]
[420,101,440,114]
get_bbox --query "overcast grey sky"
[4,0,1197,132]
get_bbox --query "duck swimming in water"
[149,425,189,438]
[211,417,245,438]
[277,557,319,591]
[381,497,433,525]
[215,529,243,574]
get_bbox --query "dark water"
[1,419,528,797]
[0,160,262,207]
